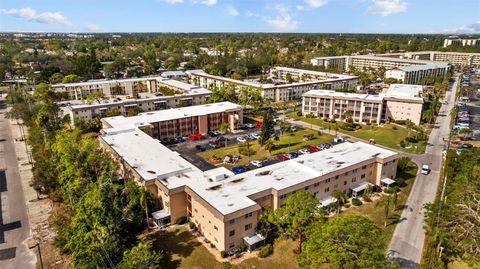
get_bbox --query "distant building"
[302,84,425,125]
[377,51,480,67]
[186,67,358,102]
[310,55,450,84]
[160,71,187,79]
[443,38,480,48]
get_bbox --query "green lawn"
[287,112,427,154]
[343,160,418,247]
[199,129,334,168]
[144,227,300,269]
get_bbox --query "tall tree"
[268,191,325,253]
[259,108,274,146]
[297,215,392,269]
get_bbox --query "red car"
[308,146,320,152]
[277,155,290,161]
[188,133,204,141]
[256,121,263,127]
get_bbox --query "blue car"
[286,152,299,159]
[231,166,247,174]
[175,137,186,143]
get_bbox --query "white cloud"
[194,0,217,6]
[265,14,299,32]
[225,4,239,16]
[296,5,305,11]
[305,0,328,8]
[274,4,289,14]
[445,21,480,34]
[84,23,101,32]
[368,0,408,16]
[1,7,72,27]
[162,0,184,3]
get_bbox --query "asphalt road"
[387,75,459,268]
[0,99,35,269]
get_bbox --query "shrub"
[362,194,372,202]
[344,204,351,208]
[222,262,234,269]
[399,140,407,148]
[258,244,273,258]
[204,239,210,244]
[189,222,196,230]
[220,251,227,258]
[392,125,398,130]
[396,178,407,187]
[296,111,302,117]
[176,216,187,225]
[210,243,216,248]
[352,198,363,206]
[239,242,247,252]
[317,131,322,136]
[383,187,396,194]
[405,136,418,143]
[305,113,316,118]
[330,119,336,123]
[395,120,407,125]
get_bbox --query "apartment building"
[302,84,424,125]
[52,76,198,100]
[65,86,211,126]
[186,68,357,102]
[443,38,480,48]
[309,56,347,71]
[310,55,450,84]
[378,51,480,67]
[270,67,355,82]
[101,101,243,140]
[99,120,399,252]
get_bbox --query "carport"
[152,209,171,228]
[380,178,396,190]
[350,182,374,198]
[243,233,266,252]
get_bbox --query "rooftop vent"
[207,185,222,191]
[231,178,244,183]
[255,171,272,176]
[147,170,156,174]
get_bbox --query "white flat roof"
[351,182,374,193]
[243,233,265,245]
[303,89,384,102]
[103,101,241,131]
[319,196,338,207]
[52,76,165,88]
[381,178,395,185]
[386,84,423,99]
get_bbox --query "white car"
[299,149,311,154]
[245,123,256,129]
[250,160,263,168]
[421,164,430,175]
[290,126,298,132]
[251,133,260,140]
[237,137,246,143]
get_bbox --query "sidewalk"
[9,119,55,266]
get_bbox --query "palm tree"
[263,138,275,156]
[332,190,348,214]
[376,196,391,227]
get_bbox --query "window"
[335,175,339,179]
[314,182,320,187]
[245,212,253,219]
[344,172,349,176]
[229,243,235,249]
[362,165,367,170]
[280,194,288,199]
[314,191,318,196]
[245,223,252,231]
[344,181,347,185]
[324,187,330,192]
[361,174,366,179]
[304,186,309,191]
[214,225,218,230]
[325,178,331,183]
[229,230,235,237]
[352,177,357,183]
[229,219,235,224]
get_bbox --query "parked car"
[237,136,247,143]
[333,137,345,143]
[290,126,298,132]
[175,137,186,143]
[232,166,247,174]
[216,136,228,142]
[308,146,320,152]
[251,133,260,140]
[195,145,206,152]
[462,143,473,149]
[208,130,220,137]
[188,133,204,141]
[286,152,299,159]
[250,160,263,168]
[277,155,290,161]
[246,134,256,141]
[421,164,430,175]
[245,123,256,129]
[299,148,311,154]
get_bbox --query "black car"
[195,145,206,152]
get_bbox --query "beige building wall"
[384,100,423,125]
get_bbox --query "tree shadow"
[274,142,301,151]
[145,228,202,269]
[389,256,420,269]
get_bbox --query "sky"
[0,0,479,33]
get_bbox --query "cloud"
[225,4,239,16]
[84,23,101,32]
[305,0,328,8]
[296,5,305,11]
[445,20,480,34]
[1,7,72,27]
[162,0,184,3]
[265,5,299,32]
[367,0,408,16]
[193,0,217,6]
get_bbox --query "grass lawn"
[144,227,300,269]
[287,112,427,154]
[343,160,418,247]
[199,129,334,168]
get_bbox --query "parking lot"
[167,123,299,171]
[466,75,480,140]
